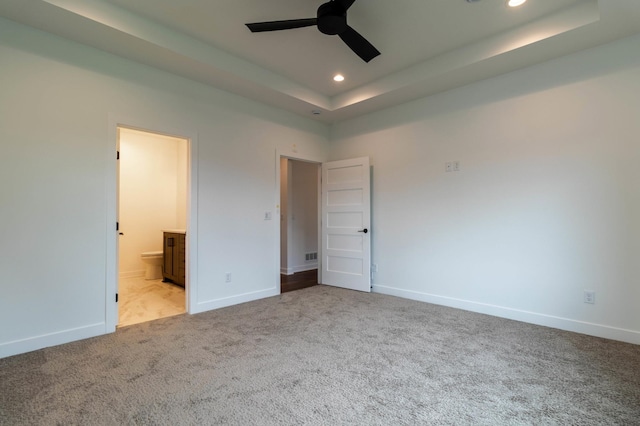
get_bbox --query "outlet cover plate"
[584,290,595,304]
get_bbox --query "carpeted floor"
[1,285,639,425]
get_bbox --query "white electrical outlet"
[453,161,460,172]
[584,290,595,304]
[264,211,272,220]
[372,264,378,273]
[225,272,232,283]
[445,162,452,172]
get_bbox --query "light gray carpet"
[1,285,639,425]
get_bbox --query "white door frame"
[275,149,325,291]
[106,113,199,332]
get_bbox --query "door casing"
[106,113,199,332]
[275,150,371,292]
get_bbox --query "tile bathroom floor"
[118,276,186,327]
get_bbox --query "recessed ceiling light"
[508,0,527,7]
[333,74,345,82]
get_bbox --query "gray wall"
[2,18,639,359]
[0,18,328,358]
[330,34,640,344]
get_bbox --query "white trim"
[106,113,199,333]
[119,270,145,279]
[292,264,319,274]
[0,323,105,359]
[106,116,118,333]
[373,284,640,345]
[275,149,326,295]
[186,127,199,320]
[280,264,318,275]
[192,287,280,314]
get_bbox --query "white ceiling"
[1,0,639,123]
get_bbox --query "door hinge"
[115,293,119,303]
[116,222,119,231]
[117,151,120,160]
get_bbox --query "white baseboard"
[292,264,318,274]
[280,264,318,275]
[373,284,640,345]
[119,270,145,279]
[192,287,280,314]
[0,323,106,359]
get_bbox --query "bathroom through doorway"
[116,127,188,327]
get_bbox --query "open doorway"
[276,154,371,294]
[280,157,320,293]
[117,127,188,326]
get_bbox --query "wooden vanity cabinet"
[163,232,185,286]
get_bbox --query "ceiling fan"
[245,0,380,63]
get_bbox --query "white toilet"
[141,251,163,280]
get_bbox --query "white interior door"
[321,157,371,292]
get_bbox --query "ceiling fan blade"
[338,26,380,63]
[335,0,357,11]
[246,18,317,33]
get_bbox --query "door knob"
[358,228,368,234]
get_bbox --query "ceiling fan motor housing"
[317,2,348,35]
